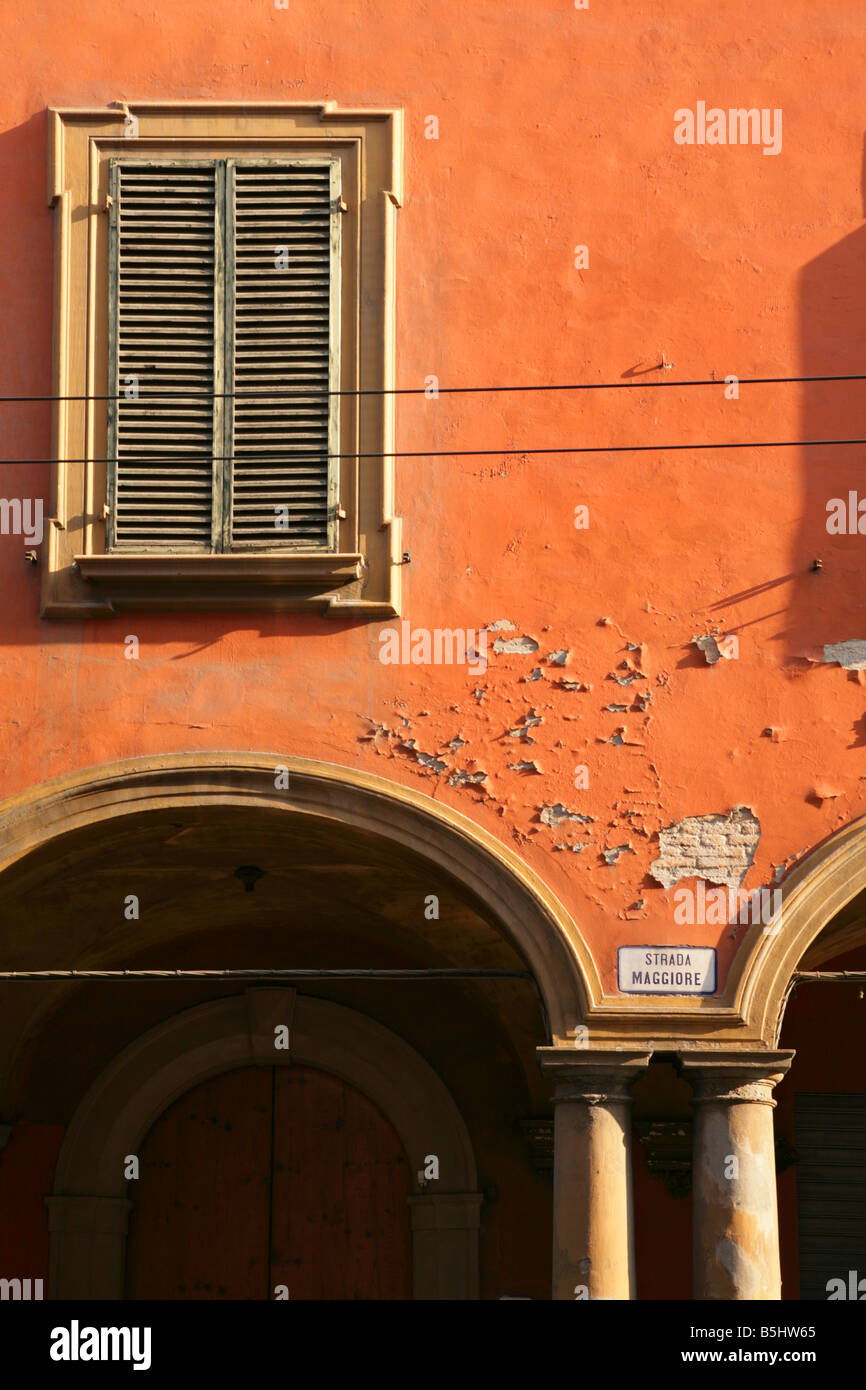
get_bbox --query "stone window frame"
[44,102,404,616]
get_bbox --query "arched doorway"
[730,815,866,1298]
[0,754,592,1300]
[125,1064,413,1300]
[775,926,866,1299]
[0,753,594,1041]
[47,992,482,1299]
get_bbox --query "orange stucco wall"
[1,0,865,994]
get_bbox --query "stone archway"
[729,811,866,1043]
[0,752,596,1041]
[47,990,481,1299]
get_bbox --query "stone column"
[681,1051,794,1300]
[538,1049,650,1300]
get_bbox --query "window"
[108,157,340,554]
[44,103,403,616]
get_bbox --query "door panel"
[125,1063,412,1300]
[795,1093,866,1299]
[269,1066,412,1299]
[126,1066,272,1299]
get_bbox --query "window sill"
[72,552,366,613]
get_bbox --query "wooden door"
[125,1064,413,1299]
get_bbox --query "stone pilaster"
[408,1192,483,1299]
[46,1194,132,1299]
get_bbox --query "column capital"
[680,1049,794,1106]
[537,1047,651,1105]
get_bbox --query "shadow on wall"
[791,133,866,662]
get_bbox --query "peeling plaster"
[823,639,866,670]
[540,803,594,826]
[449,768,487,787]
[508,712,542,742]
[360,720,391,740]
[602,844,634,865]
[810,782,843,802]
[649,807,761,889]
[356,610,768,914]
[399,742,448,774]
[692,634,725,664]
[493,635,539,655]
[609,669,646,687]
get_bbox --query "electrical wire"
[0,370,863,403]
[2,437,865,465]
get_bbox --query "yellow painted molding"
[43,103,403,617]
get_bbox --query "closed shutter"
[227,160,339,550]
[108,162,219,550]
[107,157,340,553]
[794,1093,866,1298]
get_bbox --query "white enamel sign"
[618,946,717,995]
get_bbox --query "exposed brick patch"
[649,806,761,889]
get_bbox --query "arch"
[48,990,483,1299]
[731,812,866,1044]
[0,752,596,1037]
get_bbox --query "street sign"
[618,946,717,995]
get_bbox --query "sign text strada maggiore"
[617,946,717,995]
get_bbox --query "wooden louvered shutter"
[107,161,222,550]
[794,1093,866,1298]
[107,156,340,555]
[226,159,340,550]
